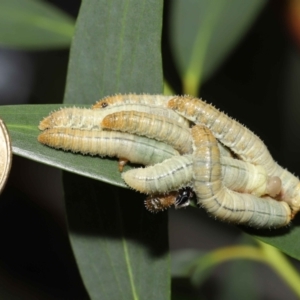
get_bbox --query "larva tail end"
[37,131,49,145]
[266,176,282,197]
[101,115,114,129]
[39,116,53,130]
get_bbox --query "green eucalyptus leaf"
[0,104,128,188]
[0,0,74,49]
[61,0,169,299]
[245,224,300,261]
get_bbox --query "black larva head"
[175,187,194,209]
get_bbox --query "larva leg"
[102,111,192,154]
[191,125,291,228]
[168,96,300,215]
[38,128,179,166]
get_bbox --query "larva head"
[144,192,177,213]
[175,187,193,209]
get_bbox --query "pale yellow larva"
[39,104,189,131]
[122,153,278,197]
[92,93,190,127]
[168,96,300,214]
[38,128,179,166]
[102,111,192,154]
[191,125,291,228]
[0,119,12,193]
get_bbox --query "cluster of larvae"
[38,94,300,228]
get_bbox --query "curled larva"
[168,96,300,214]
[102,111,192,154]
[0,119,12,193]
[122,154,276,197]
[191,125,291,228]
[144,187,193,213]
[38,128,179,166]
[92,93,190,127]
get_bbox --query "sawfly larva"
[39,104,189,131]
[191,125,291,228]
[122,154,279,197]
[168,96,300,214]
[0,119,12,193]
[102,111,192,154]
[92,93,190,127]
[38,128,179,167]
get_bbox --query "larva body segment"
[221,156,272,197]
[102,111,192,154]
[122,155,193,194]
[38,128,179,166]
[92,93,190,127]
[168,96,300,214]
[191,125,291,228]
[122,154,274,196]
